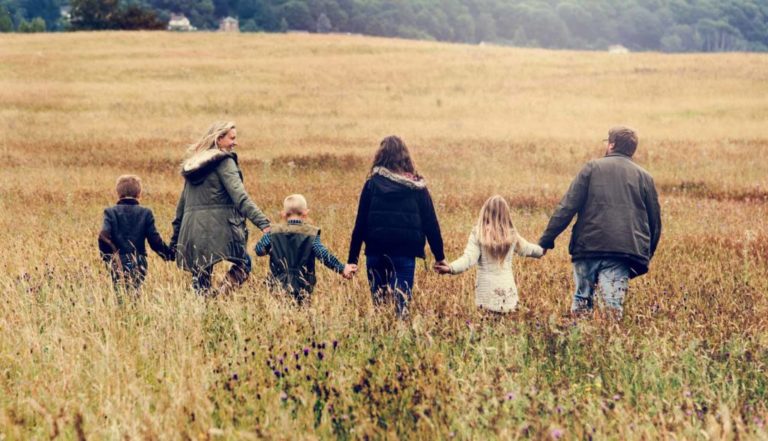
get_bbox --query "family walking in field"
[99,122,662,319]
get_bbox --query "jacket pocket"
[228,216,247,243]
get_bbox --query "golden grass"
[1,32,767,439]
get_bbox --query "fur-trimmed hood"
[371,166,427,191]
[181,149,237,184]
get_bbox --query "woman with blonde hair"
[435,195,544,312]
[170,121,271,295]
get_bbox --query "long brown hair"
[476,195,519,264]
[369,135,418,177]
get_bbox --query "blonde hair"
[116,175,142,198]
[283,194,308,215]
[186,121,236,157]
[476,195,519,264]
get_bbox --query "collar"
[117,198,140,205]
[372,166,427,190]
[606,152,632,160]
[287,219,304,225]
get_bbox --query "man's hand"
[343,263,358,279]
[433,260,451,275]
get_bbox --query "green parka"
[170,149,270,272]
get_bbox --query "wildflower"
[318,351,325,361]
[613,394,621,401]
[684,390,691,398]
[280,391,288,401]
[303,348,310,357]
[556,405,563,414]
[505,392,515,401]
[296,364,301,371]
[232,373,238,381]
[333,340,338,350]
[273,370,281,378]
[550,428,564,440]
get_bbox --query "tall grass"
[0,32,767,439]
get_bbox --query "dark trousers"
[365,254,416,317]
[106,254,147,304]
[192,255,252,295]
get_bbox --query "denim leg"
[596,260,630,317]
[389,256,415,317]
[572,260,599,314]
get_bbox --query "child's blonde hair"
[283,194,308,216]
[476,195,518,264]
[116,175,142,199]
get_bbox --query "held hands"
[342,263,358,279]
[433,260,452,275]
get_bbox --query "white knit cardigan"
[449,227,544,312]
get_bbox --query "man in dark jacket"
[539,126,662,318]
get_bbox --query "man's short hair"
[116,175,142,198]
[283,194,308,215]
[609,126,638,157]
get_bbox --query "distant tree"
[278,16,287,32]
[21,0,59,30]
[661,24,700,52]
[281,0,313,30]
[71,0,165,30]
[619,6,664,50]
[474,12,496,42]
[316,11,330,33]
[0,5,13,31]
[697,18,747,51]
[18,15,44,31]
[240,18,259,31]
[114,4,165,29]
[70,0,118,30]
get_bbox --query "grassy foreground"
[1,32,767,439]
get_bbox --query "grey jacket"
[170,149,270,272]
[539,152,662,278]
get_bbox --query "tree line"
[2,0,767,52]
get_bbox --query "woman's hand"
[343,264,358,279]
[433,260,452,275]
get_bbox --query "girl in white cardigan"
[435,195,544,312]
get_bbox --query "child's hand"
[433,260,452,275]
[343,264,358,279]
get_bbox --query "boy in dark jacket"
[98,175,174,299]
[539,126,662,319]
[255,194,356,304]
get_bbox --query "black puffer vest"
[365,168,428,258]
[268,223,320,302]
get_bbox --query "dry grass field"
[1,32,768,439]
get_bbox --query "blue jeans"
[366,255,416,317]
[572,259,630,317]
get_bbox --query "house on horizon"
[608,44,630,54]
[219,16,239,32]
[168,13,196,31]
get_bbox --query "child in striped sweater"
[255,194,356,304]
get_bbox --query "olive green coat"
[170,149,270,272]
